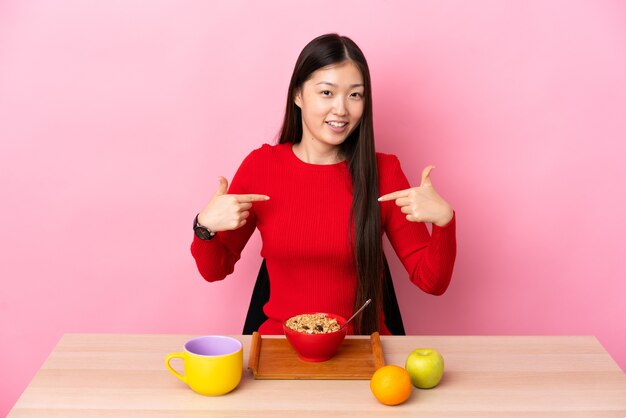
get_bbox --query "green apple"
[404,348,444,389]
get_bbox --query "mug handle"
[165,352,187,384]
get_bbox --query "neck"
[292,140,344,165]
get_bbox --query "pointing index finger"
[378,189,410,202]
[236,194,270,203]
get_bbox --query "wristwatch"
[193,214,216,240]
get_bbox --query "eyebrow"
[315,81,365,88]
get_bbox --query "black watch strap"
[193,214,216,240]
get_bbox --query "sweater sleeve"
[190,151,259,282]
[380,155,457,295]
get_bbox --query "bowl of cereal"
[283,312,348,362]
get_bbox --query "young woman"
[191,34,456,335]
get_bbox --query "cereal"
[285,313,340,334]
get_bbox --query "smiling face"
[294,60,365,153]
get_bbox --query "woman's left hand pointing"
[378,165,454,227]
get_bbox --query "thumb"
[420,165,435,187]
[214,176,229,197]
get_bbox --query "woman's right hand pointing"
[197,176,269,232]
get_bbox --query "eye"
[350,92,363,99]
[321,90,332,96]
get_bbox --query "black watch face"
[194,227,213,240]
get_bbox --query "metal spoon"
[339,299,372,331]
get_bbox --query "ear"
[293,88,302,109]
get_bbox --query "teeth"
[327,121,347,127]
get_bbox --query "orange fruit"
[370,365,412,406]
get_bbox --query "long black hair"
[277,34,383,335]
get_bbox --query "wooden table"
[8,334,626,417]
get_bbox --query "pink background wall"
[1,0,625,414]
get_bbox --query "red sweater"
[191,143,456,334]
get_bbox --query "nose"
[332,97,348,116]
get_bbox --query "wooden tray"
[247,332,385,380]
